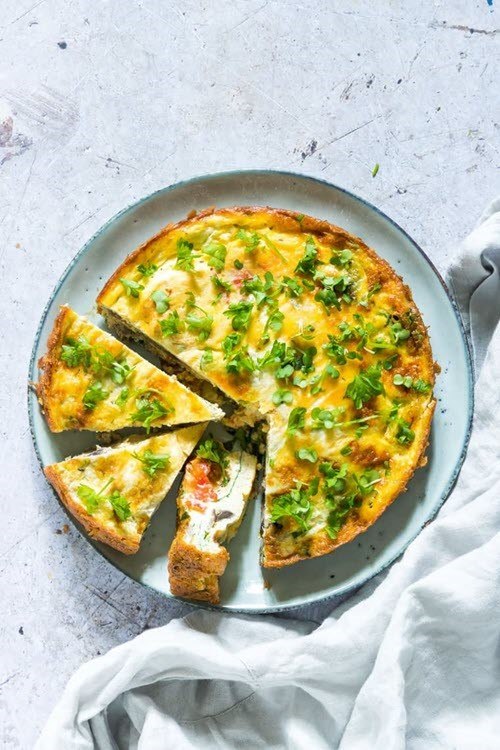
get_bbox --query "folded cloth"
[37,202,500,750]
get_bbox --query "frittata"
[168,437,257,603]
[36,305,222,433]
[97,207,436,567]
[44,425,206,553]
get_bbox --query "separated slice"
[36,305,223,433]
[168,437,257,604]
[44,425,207,553]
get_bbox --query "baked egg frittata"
[89,205,436,568]
[44,425,206,554]
[36,305,222,433]
[168,437,257,604]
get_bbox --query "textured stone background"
[0,0,498,746]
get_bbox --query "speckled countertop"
[0,1,498,746]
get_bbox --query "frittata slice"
[168,438,257,603]
[36,305,223,432]
[44,425,207,553]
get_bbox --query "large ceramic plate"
[28,170,473,613]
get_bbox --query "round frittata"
[97,207,436,568]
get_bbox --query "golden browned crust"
[36,305,73,432]
[168,536,228,604]
[44,465,139,554]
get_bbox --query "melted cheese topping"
[37,306,222,432]
[98,208,436,565]
[45,426,206,549]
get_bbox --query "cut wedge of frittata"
[168,437,257,604]
[36,305,222,432]
[44,425,207,553]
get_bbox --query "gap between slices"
[89,205,436,569]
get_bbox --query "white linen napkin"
[37,202,500,750]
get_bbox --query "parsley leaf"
[137,261,158,277]
[345,363,385,409]
[186,312,213,342]
[61,336,92,368]
[236,228,260,251]
[130,393,173,432]
[108,490,131,521]
[224,301,253,332]
[200,348,214,370]
[82,381,109,410]
[174,238,199,271]
[133,449,170,477]
[272,388,293,406]
[281,277,303,298]
[295,236,321,276]
[242,272,277,307]
[296,447,318,463]
[314,273,353,313]
[330,249,353,267]
[159,311,185,337]
[211,275,232,297]
[120,278,144,298]
[225,347,256,375]
[270,480,319,532]
[287,406,307,436]
[76,478,113,514]
[115,387,129,407]
[151,290,170,313]
[396,420,415,445]
[203,242,227,272]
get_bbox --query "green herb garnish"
[345,363,385,409]
[130,393,173,432]
[296,447,318,463]
[150,290,170,313]
[77,478,114,514]
[174,238,199,271]
[159,311,185,337]
[82,381,109,410]
[295,236,321,276]
[108,490,132,521]
[203,242,227,272]
[120,278,144,298]
[61,336,92,368]
[137,261,158,277]
[287,406,307,436]
[196,438,229,483]
[133,449,170,477]
[224,301,253,332]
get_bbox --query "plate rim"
[27,168,475,614]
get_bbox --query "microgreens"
[287,406,307,436]
[196,438,229,484]
[203,242,227,272]
[133,449,170,477]
[150,290,171,313]
[82,381,109,410]
[295,236,321,276]
[120,278,144,298]
[224,301,253,332]
[108,490,132,521]
[345,363,385,409]
[130,392,173,432]
[159,311,184,337]
[77,478,114,515]
[174,238,199,271]
[137,261,158,278]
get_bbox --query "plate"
[28,170,473,613]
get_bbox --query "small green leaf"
[137,261,158,278]
[151,290,171,314]
[108,490,131,521]
[120,278,144,298]
[296,447,318,463]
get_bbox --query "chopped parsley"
[281,277,303,298]
[203,242,227,272]
[186,312,213,342]
[295,236,321,276]
[345,363,385,409]
[108,490,131,521]
[61,336,92,368]
[137,261,158,278]
[330,249,353,267]
[115,387,129,407]
[200,348,214,370]
[77,478,114,515]
[225,347,256,375]
[130,392,173,432]
[236,228,260,251]
[314,273,353,313]
[242,272,278,307]
[396,420,415,445]
[296,447,318,463]
[82,381,109,410]
[159,311,184,337]
[270,479,319,532]
[150,290,171,313]
[287,406,307,436]
[133,449,170,477]
[323,334,361,365]
[224,301,253,332]
[393,374,432,393]
[211,275,232,297]
[174,238,199,271]
[272,388,293,406]
[120,278,144,298]
[234,259,244,270]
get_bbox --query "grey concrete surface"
[0,0,498,746]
